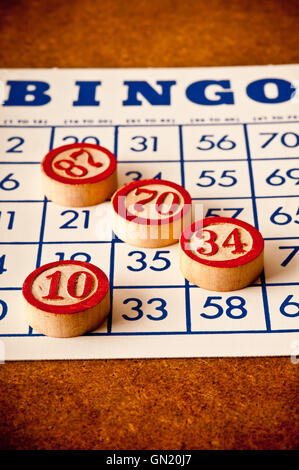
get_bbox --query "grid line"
[244,123,271,332]
[106,125,119,333]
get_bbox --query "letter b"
[3,81,51,106]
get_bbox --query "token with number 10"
[22,260,110,337]
[180,217,264,291]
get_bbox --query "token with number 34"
[180,217,264,291]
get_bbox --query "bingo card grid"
[0,121,298,359]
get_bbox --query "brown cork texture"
[0,0,298,451]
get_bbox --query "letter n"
[123,80,176,106]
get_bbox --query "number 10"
[42,270,94,300]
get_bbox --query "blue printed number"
[127,251,171,272]
[6,136,25,153]
[201,296,247,319]
[125,171,162,181]
[130,136,158,152]
[197,170,237,187]
[260,132,299,148]
[270,207,299,225]
[60,210,90,229]
[0,174,19,191]
[0,299,8,321]
[196,135,236,151]
[123,298,143,320]
[266,169,299,185]
[55,252,91,262]
[122,297,168,321]
[280,295,299,317]
[0,255,7,275]
[0,211,15,229]
[62,136,100,145]
[205,208,243,218]
[279,246,299,266]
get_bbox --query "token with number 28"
[41,143,117,207]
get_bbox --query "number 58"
[201,296,247,319]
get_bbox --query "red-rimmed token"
[180,217,264,291]
[111,179,192,247]
[22,260,110,337]
[41,143,117,207]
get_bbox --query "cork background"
[0,0,298,450]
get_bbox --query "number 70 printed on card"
[0,64,298,360]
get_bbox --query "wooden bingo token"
[180,217,264,291]
[41,143,117,207]
[22,260,110,337]
[112,179,192,247]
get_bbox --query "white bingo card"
[0,65,298,360]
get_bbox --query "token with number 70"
[22,260,110,337]
[180,217,264,291]
[112,179,192,247]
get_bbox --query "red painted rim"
[180,217,264,268]
[112,179,192,225]
[41,143,117,185]
[22,260,109,314]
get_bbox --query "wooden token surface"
[22,260,110,337]
[112,179,192,247]
[41,143,117,207]
[180,217,264,291]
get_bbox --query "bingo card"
[0,65,298,360]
